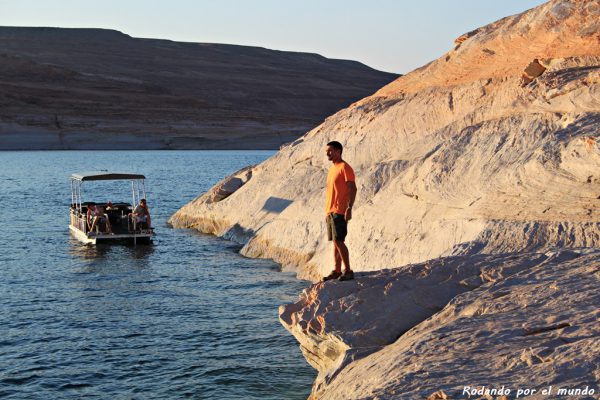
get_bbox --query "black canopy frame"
[70,171,147,213]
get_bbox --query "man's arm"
[345,181,357,221]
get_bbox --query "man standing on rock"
[323,141,357,282]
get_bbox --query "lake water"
[0,151,314,399]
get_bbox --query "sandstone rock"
[170,1,600,397]
[207,166,253,203]
[279,252,552,392]
[171,0,600,281]
[315,250,600,399]
[426,391,448,400]
[521,59,547,86]
[212,177,244,202]
[454,28,481,45]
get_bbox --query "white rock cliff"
[171,0,599,398]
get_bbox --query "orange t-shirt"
[325,161,355,214]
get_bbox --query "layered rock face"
[0,27,397,149]
[302,249,600,399]
[171,0,599,279]
[171,0,599,397]
[280,250,599,398]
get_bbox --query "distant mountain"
[0,27,398,149]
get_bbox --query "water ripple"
[0,151,314,400]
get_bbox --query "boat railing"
[70,208,88,233]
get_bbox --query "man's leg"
[323,214,342,281]
[333,240,351,272]
[333,244,342,273]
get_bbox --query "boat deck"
[69,203,154,244]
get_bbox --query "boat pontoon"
[69,172,155,244]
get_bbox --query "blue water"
[0,151,314,399]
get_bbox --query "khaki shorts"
[327,213,347,242]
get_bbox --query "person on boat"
[87,202,112,234]
[132,199,152,229]
[322,141,357,282]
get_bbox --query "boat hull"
[69,225,153,245]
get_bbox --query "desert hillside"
[171,0,599,398]
[0,27,397,149]
[170,0,599,279]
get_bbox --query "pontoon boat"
[69,172,155,244]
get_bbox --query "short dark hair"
[327,141,343,153]
[140,198,147,203]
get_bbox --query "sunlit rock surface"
[313,249,600,399]
[171,0,600,397]
[171,0,599,280]
[279,252,551,391]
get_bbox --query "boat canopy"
[71,172,146,181]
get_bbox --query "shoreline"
[0,148,279,152]
[0,129,298,151]
[170,200,600,398]
[168,0,600,397]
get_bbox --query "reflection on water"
[68,237,155,263]
[0,151,314,400]
[68,238,109,260]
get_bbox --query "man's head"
[140,199,147,206]
[326,141,343,163]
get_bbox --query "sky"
[0,0,547,74]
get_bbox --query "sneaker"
[322,270,342,282]
[339,270,355,281]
